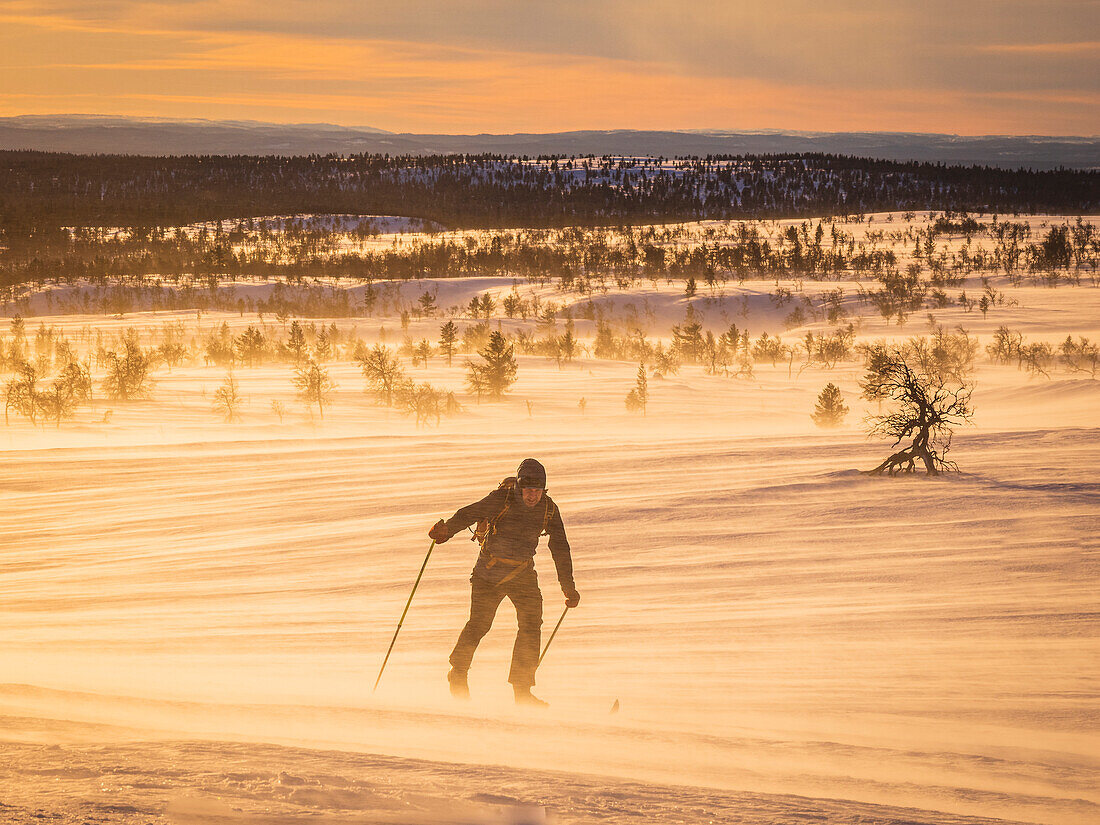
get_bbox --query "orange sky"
[1,1,1097,135]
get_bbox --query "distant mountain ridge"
[1,115,1097,171]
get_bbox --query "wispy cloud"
[1,1,1097,134]
[979,41,1100,54]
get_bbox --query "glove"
[564,588,580,609]
[428,519,451,544]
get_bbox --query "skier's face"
[519,486,543,507]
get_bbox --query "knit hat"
[516,458,546,490]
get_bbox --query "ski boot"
[513,685,548,708]
[447,668,470,700]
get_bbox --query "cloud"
[1,0,1097,134]
[979,41,1100,54]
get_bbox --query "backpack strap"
[472,477,516,547]
[483,554,533,584]
[540,496,556,536]
[472,482,555,561]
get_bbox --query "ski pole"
[537,606,570,667]
[374,539,436,692]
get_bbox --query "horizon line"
[2,114,1099,141]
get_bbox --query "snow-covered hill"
[2,116,1097,169]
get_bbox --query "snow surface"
[1,214,1098,824]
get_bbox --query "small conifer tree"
[234,326,266,367]
[417,291,437,317]
[465,330,517,400]
[284,321,308,364]
[559,330,578,364]
[625,363,648,414]
[439,321,458,366]
[314,327,334,362]
[413,339,433,367]
[812,383,849,428]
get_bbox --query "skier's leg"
[506,571,543,688]
[449,576,504,673]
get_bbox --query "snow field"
[1,213,1098,824]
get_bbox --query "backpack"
[471,476,556,549]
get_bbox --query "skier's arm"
[430,488,506,543]
[546,506,578,602]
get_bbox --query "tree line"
[4,212,1096,297]
[3,151,1096,238]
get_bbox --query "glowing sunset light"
[1,0,1097,134]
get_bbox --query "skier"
[429,458,580,706]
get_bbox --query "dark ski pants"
[449,569,543,688]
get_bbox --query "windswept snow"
[1,213,1098,824]
[0,731,1052,825]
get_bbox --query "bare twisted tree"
[860,344,973,475]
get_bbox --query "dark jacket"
[442,486,575,591]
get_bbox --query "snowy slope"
[1,214,1098,824]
